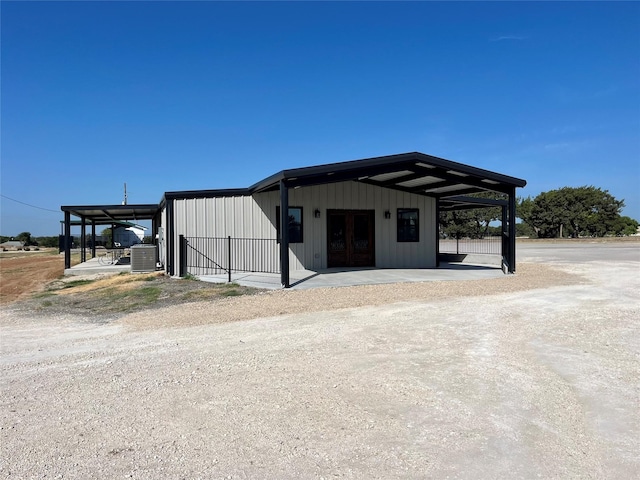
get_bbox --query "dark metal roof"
[61,219,148,229]
[164,151,526,202]
[60,204,159,223]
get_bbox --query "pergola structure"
[60,204,160,268]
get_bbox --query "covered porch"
[60,204,161,271]
[246,152,525,286]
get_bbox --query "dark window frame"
[397,208,419,242]
[276,206,304,243]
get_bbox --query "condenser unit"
[130,244,157,273]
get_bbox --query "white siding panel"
[170,181,436,273]
[171,194,281,275]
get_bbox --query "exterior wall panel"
[169,181,436,274]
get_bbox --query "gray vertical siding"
[284,182,436,269]
[168,181,436,273]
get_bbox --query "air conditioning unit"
[130,245,157,273]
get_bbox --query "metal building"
[62,152,526,287]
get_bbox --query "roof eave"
[163,188,252,201]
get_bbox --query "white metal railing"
[439,236,501,255]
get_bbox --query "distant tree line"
[0,232,60,248]
[1,229,154,250]
[439,186,638,239]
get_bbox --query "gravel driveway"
[1,243,638,479]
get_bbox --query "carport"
[60,204,161,269]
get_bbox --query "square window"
[276,206,303,243]
[397,208,419,242]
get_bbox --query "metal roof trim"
[249,152,526,192]
[163,188,252,201]
[161,151,526,202]
[61,204,159,212]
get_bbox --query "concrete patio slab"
[64,256,132,276]
[66,254,504,288]
[198,263,504,290]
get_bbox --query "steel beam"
[64,211,71,269]
[280,180,290,288]
[508,187,517,273]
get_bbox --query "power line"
[0,194,60,213]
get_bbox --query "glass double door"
[327,210,375,267]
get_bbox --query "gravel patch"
[117,263,583,330]
[1,248,638,479]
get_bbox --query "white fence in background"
[439,236,501,255]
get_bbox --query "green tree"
[609,216,639,236]
[34,236,59,248]
[526,190,567,238]
[101,227,113,248]
[518,186,628,238]
[517,197,536,234]
[15,231,34,246]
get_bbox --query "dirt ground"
[0,252,260,318]
[1,242,639,479]
[0,251,68,304]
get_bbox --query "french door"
[327,210,375,267]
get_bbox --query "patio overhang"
[249,151,526,197]
[60,204,160,268]
[61,204,160,224]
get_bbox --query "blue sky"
[2,1,639,236]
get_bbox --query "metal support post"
[64,211,71,269]
[508,188,517,273]
[80,217,86,263]
[435,198,440,268]
[501,204,508,272]
[280,179,290,288]
[228,235,232,283]
[179,234,186,277]
[91,222,96,258]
